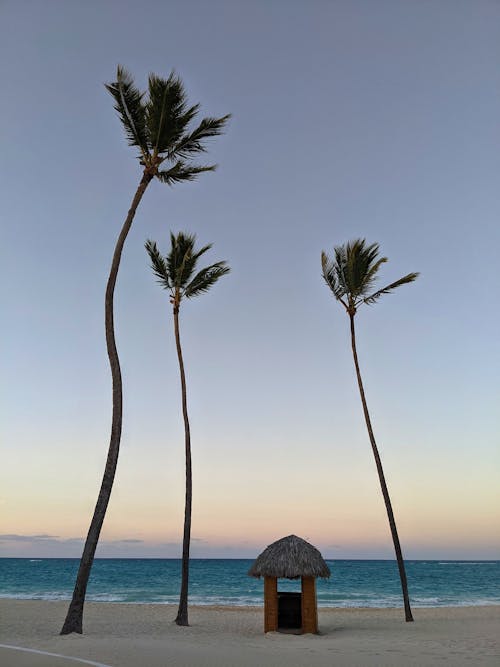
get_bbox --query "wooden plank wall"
[301,576,318,634]
[264,576,278,632]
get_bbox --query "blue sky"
[1,0,499,559]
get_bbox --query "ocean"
[0,559,499,608]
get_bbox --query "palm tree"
[145,232,230,626]
[60,68,230,635]
[321,239,418,623]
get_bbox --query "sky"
[1,0,499,560]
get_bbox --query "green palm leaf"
[321,251,345,303]
[345,239,379,299]
[171,115,232,159]
[157,162,216,185]
[363,272,420,305]
[361,256,388,294]
[184,262,230,298]
[322,249,350,305]
[164,232,200,288]
[145,239,171,289]
[333,245,348,297]
[146,72,191,156]
[167,232,188,277]
[105,66,149,158]
[166,230,186,286]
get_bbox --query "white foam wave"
[438,562,497,566]
[0,592,70,601]
[1,591,498,608]
[87,593,125,603]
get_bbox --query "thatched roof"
[248,535,331,580]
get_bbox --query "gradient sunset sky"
[1,0,499,560]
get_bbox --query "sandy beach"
[0,601,499,667]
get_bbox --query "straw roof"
[248,535,331,580]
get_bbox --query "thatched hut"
[248,534,331,634]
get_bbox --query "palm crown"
[145,232,230,307]
[106,66,230,184]
[321,238,419,314]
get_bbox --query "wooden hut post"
[301,576,318,634]
[264,576,278,632]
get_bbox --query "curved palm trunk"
[173,305,192,627]
[61,171,153,635]
[349,313,414,622]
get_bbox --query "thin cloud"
[0,534,59,542]
[0,534,147,545]
[113,539,144,544]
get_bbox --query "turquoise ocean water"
[0,559,499,607]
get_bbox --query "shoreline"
[2,597,500,609]
[1,600,499,666]
[2,600,499,613]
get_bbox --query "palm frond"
[184,262,230,299]
[192,242,212,261]
[106,65,229,177]
[177,239,213,287]
[360,256,388,295]
[344,239,379,299]
[363,272,420,305]
[145,239,171,289]
[322,238,418,311]
[146,71,193,156]
[166,232,199,288]
[166,230,187,286]
[148,232,229,302]
[105,66,149,157]
[170,115,231,159]
[333,244,348,295]
[321,251,335,288]
[322,250,350,309]
[156,161,216,185]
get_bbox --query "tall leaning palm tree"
[145,233,230,627]
[60,67,230,635]
[321,239,418,623]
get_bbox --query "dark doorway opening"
[278,591,302,630]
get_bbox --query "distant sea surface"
[1,559,499,608]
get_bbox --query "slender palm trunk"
[349,312,414,622]
[173,304,192,626]
[60,171,153,635]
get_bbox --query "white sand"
[1,600,499,666]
